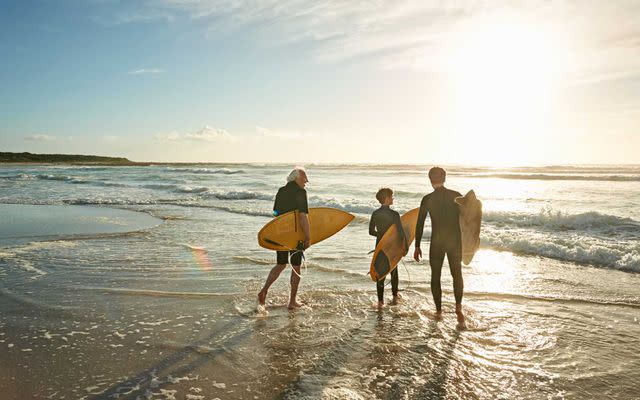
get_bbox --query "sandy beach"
[1,164,639,399]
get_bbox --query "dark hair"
[428,167,446,184]
[376,188,393,204]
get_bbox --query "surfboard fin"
[264,238,286,248]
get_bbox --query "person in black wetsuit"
[369,188,407,309]
[413,167,465,323]
[258,167,311,310]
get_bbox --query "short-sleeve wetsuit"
[273,181,309,266]
[369,205,406,302]
[414,186,464,311]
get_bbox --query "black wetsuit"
[414,186,463,311]
[273,181,309,266]
[369,205,406,302]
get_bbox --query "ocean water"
[0,164,639,399]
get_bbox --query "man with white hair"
[258,167,311,309]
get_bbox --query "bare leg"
[258,264,287,305]
[390,267,401,306]
[288,264,303,309]
[455,303,465,325]
[447,248,465,325]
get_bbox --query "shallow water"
[1,164,640,399]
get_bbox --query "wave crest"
[484,209,640,235]
[483,231,640,272]
[165,167,244,175]
[463,173,640,182]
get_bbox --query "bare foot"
[455,306,465,325]
[390,294,401,305]
[288,300,304,309]
[377,301,384,310]
[434,310,443,321]
[258,290,266,306]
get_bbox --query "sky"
[1,0,639,165]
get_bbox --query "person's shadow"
[92,318,254,399]
[372,307,462,400]
[272,310,383,399]
[415,328,462,399]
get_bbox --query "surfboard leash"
[288,249,307,279]
[401,258,412,291]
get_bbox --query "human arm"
[273,189,281,216]
[414,197,428,261]
[298,190,311,249]
[394,212,408,255]
[299,212,311,249]
[369,212,377,237]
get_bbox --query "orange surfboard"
[258,207,354,251]
[369,208,420,282]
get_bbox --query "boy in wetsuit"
[369,188,406,309]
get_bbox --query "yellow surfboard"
[258,207,355,251]
[455,190,482,265]
[369,208,420,282]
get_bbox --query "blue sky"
[1,1,639,164]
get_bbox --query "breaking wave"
[483,231,640,272]
[164,167,244,175]
[462,173,640,182]
[484,209,640,236]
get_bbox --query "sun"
[443,16,566,166]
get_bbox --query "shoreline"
[0,204,162,248]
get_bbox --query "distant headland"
[0,152,150,165]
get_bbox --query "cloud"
[128,68,163,75]
[186,126,235,142]
[156,126,237,143]
[256,125,303,140]
[24,134,56,142]
[108,0,640,84]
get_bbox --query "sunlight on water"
[469,250,520,296]
[1,164,639,399]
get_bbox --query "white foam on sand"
[167,375,194,384]
[43,331,59,340]
[89,287,240,298]
[139,319,172,326]
[158,389,177,400]
[1,255,47,278]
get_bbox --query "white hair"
[286,166,306,182]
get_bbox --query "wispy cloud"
[128,68,163,75]
[156,126,237,143]
[256,126,303,140]
[109,0,640,84]
[24,134,56,142]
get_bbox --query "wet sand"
[0,204,161,247]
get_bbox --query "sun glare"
[445,17,566,166]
